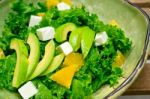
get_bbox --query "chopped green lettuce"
[0,53,17,91]
[34,82,52,99]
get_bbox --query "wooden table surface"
[123,0,150,95]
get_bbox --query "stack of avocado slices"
[11,22,95,88]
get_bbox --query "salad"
[0,0,132,99]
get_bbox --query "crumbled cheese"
[36,26,55,41]
[57,2,71,11]
[58,42,73,55]
[95,31,108,46]
[18,81,38,99]
[29,15,42,27]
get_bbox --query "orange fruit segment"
[50,64,78,89]
[113,51,125,67]
[61,0,72,5]
[37,13,45,17]
[63,53,84,69]
[109,19,119,27]
[46,0,59,9]
[51,53,84,88]
[0,48,5,59]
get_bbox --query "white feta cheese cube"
[57,2,71,11]
[95,31,108,46]
[29,15,42,27]
[36,26,55,41]
[59,42,73,55]
[18,81,38,99]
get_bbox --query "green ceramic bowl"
[0,0,150,99]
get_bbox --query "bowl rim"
[104,0,150,98]
[0,0,150,98]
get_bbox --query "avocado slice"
[0,48,5,59]
[29,40,55,80]
[42,53,65,76]
[55,23,77,42]
[81,27,95,58]
[69,27,95,58]
[69,28,82,51]
[26,33,40,78]
[10,38,28,88]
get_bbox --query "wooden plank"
[142,8,150,16]
[129,0,150,8]
[130,0,150,3]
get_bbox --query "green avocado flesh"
[69,26,95,58]
[27,33,40,79]
[81,27,95,58]
[29,40,55,80]
[55,23,77,42]
[42,53,65,75]
[10,38,28,88]
[69,28,83,51]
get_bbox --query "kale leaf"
[0,53,16,91]
[32,77,70,99]
[40,7,104,32]
[73,41,122,96]
[103,25,132,53]
[0,0,47,55]
[34,82,52,99]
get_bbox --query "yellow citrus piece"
[63,53,84,68]
[61,0,72,5]
[0,48,5,59]
[37,13,45,17]
[113,51,125,67]
[109,19,119,27]
[46,0,59,9]
[50,64,78,89]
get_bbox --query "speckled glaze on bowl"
[0,0,150,99]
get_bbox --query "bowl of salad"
[0,0,149,99]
